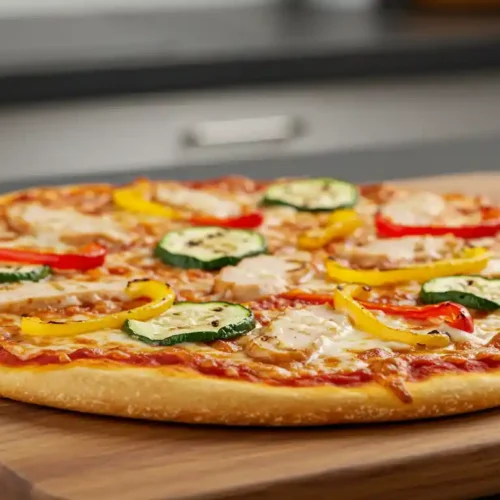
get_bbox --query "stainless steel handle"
[182,115,305,148]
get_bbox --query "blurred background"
[0,0,500,189]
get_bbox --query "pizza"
[1,175,500,426]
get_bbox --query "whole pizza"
[1,175,500,426]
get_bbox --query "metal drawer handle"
[182,115,304,148]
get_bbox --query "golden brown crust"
[1,362,499,426]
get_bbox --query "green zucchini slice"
[262,178,358,212]
[420,275,500,311]
[123,301,255,346]
[155,227,267,270]
[0,264,51,283]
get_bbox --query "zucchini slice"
[421,275,500,311]
[123,301,255,346]
[155,227,266,270]
[262,178,358,212]
[0,264,51,283]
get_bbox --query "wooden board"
[2,171,500,500]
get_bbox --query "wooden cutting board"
[2,172,500,500]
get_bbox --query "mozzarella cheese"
[156,184,241,218]
[0,278,128,312]
[482,259,500,277]
[338,235,456,269]
[214,254,311,302]
[246,305,410,369]
[378,313,485,346]
[381,191,446,225]
[363,236,450,261]
[7,204,130,242]
[215,255,289,302]
[381,191,481,226]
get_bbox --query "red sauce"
[3,343,500,392]
[0,345,373,388]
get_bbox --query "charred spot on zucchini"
[155,227,267,270]
[421,275,500,311]
[0,264,51,283]
[262,178,358,212]
[123,301,255,346]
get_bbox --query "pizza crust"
[1,362,499,426]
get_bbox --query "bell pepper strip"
[358,300,474,333]
[114,185,262,229]
[326,247,491,286]
[375,209,500,239]
[189,211,264,229]
[278,289,473,333]
[333,285,450,348]
[0,243,107,271]
[113,186,180,218]
[298,209,362,250]
[21,279,175,337]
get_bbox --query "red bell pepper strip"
[0,243,107,271]
[279,290,474,333]
[375,209,500,239]
[358,300,474,333]
[189,211,264,229]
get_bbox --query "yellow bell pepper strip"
[298,209,362,250]
[333,284,450,348]
[326,247,491,286]
[113,186,180,218]
[21,279,175,337]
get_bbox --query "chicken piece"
[214,254,312,302]
[0,278,128,313]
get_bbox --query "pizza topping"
[379,191,449,226]
[298,209,362,250]
[376,210,500,239]
[189,211,264,229]
[114,183,263,228]
[334,235,463,271]
[0,243,107,271]
[123,301,255,346]
[21,279,175,336]
[421,276,500,311]
[277,289,474,334]
[113,185,180,218]
[262,178,358,212]
[359,300,474,333]
[7,204,130,243]
[155,227,267,270]
[326,247,490,286]
[214,254,311,302]
[377,190,500,238]
[245,305,408,367]
[0,264,51,283]
[0,277,128,313]
[155,183,242,218]
[334,285,450,348]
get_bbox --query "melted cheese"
[0,278,127,312]
[3,328,151,360]
[482,258,500,277]
[474,313,500,343]
[7,204,130,242]
[363,236,449,261]
[156,184,241,218]
[247,306,410,370]
[381,191,446,225]
[378,313,485,346]
[215,255,289,302]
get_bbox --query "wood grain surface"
[1,172,500,500]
